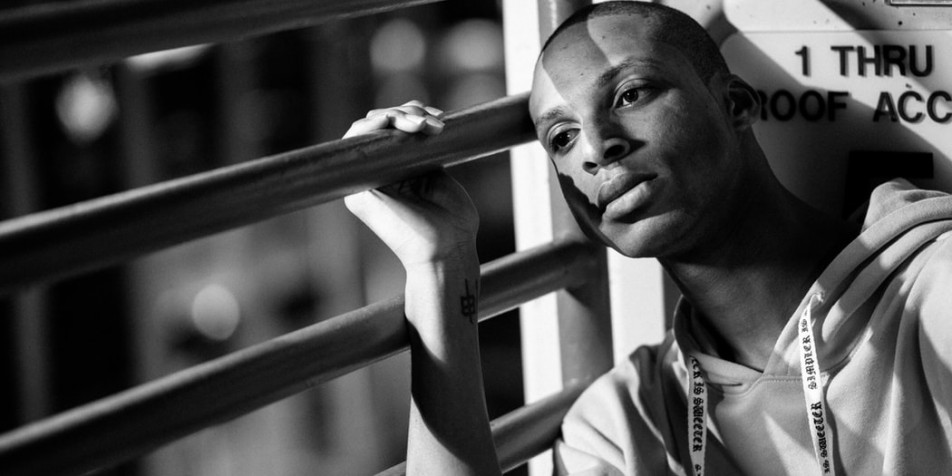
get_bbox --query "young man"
[345,2,952,475]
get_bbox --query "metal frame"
[0,0,636,474]
[502,1,624,474]
[0,94,534,293]
[0,84,53,425]
[0,239,599,475]
[375,382,589,476]
[0,0,443,82]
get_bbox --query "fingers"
[367,101,445,134]
[344,100,445,139]
[343,114,391,138]
[368,100,443,118]
[342,189,374,218]
[376,170,443,200]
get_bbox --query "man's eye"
[550,129,577,151]
[615,87,641,108]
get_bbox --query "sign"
[722,31,952,215]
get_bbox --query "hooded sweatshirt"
[554,179,952,476]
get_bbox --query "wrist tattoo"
[461,279,478,324]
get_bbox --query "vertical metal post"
[114,65,158,190]
[214,42,258,166]
[504,1,620,474]
[531,0,613,400]
[113,62,157,386]
[113,60,165,476]
[0,84,52,424]
[602,0,725,364]
[503,6,560,455]
[536,0,592,35]
[303,19,390,474]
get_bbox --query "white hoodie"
[554,179,952,476]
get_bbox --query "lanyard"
[688,355,707,476]
[687,355,707,476]
[798,293,836,475]
[686,292,836,476]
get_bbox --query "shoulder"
[909,230,952,325]
[901,231,952,402]
[555,334,683,475]
[910,230,952,340]
[565,333,679,427]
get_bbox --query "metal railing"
[0,0,442,82]
[376,382,588,476]
[0,238,600,475]
[0,94,534,294]
[0,0,603,474]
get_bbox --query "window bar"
[0,0,444,82]
[0,84,53,424]
[0,238,597,476]
[532,0,611,398]
[374,382,589,476]
[0,94,535,295]
[503,1,612,474]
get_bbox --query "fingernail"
[424,106,444,116]
[425,116,445,132]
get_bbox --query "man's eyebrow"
[532,59,663,134]
[533,106,569,134]
[595,58,662,89]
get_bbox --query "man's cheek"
[557,172,599,213]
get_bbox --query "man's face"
[529,14,744,259]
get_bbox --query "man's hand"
[342,102,501,475]
[343,101,479,267]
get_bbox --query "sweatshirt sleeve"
[551,344,677,476]
[916,231,952,421]
[553,438,626,476]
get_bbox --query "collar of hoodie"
[680,293,836,476]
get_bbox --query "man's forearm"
[404,245,501,475]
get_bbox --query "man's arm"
[343,102,501,475]
[404,250,499,475]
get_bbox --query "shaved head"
[542,2,729,83]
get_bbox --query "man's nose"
[582,135,632,175]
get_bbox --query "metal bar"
[0,84,53,424]
[493,382,587,473]
[0,93,535,295]
[375,382,588,476]
[537,0,591,39]
[0,0,443,82]
[504,2,607,474]
[533,0,613,391]
[0,239,596,476]
[303,19,390,472]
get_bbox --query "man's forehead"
[529,16,676,121]
[532,16,675,87]
[544,13,656,60]
[528,68,561,123]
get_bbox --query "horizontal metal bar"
[0,238,597,476]
[0,0,443,82]
[493,383,587,472]
[0,93,534,295]
[375,382,588,476]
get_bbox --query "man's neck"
[661,178,858,371]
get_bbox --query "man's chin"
[598,217,683,259]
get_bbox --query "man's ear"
[724,74,760,130]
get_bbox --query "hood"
[674,179,952,384]
[768,178,952,377]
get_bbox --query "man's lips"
[596,173,656,217]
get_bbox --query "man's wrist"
[403,240,479,332]
[404,241,479,275]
